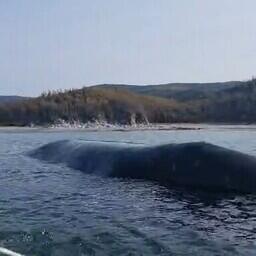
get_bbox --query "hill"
[0,79,255,126]
[94,81,243,101]
[193,79,256,123]
[0,88,188,126]
[0,96,28,103]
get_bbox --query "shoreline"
[1,123,256,132]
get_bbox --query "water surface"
[0,127,256,255]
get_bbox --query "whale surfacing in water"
[29,140,256,193]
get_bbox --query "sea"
[0,125,256,256]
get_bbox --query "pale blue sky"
[1,0,256,96]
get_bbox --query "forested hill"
[0,88,186,126]
[94,81,244,101]
[0,79,256,126]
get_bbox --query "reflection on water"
[0,128,256,255]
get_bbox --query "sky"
[0,0,256,96]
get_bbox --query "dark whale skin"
[29,140,256,193]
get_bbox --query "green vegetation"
[94,81,244,101]
[0,79,256,126]
[0,88,186,126]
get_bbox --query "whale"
[29,140,256,193]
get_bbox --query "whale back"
[154,142,256,192]
[30,140,128,176]
[29,140,256,193]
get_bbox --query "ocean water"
[0,126,256,256]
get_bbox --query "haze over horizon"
[1,0,256,96]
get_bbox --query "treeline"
[0,79,256,126]
[0,88,189,126]
[194,78,256,123]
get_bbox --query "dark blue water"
[0,127,256,255]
